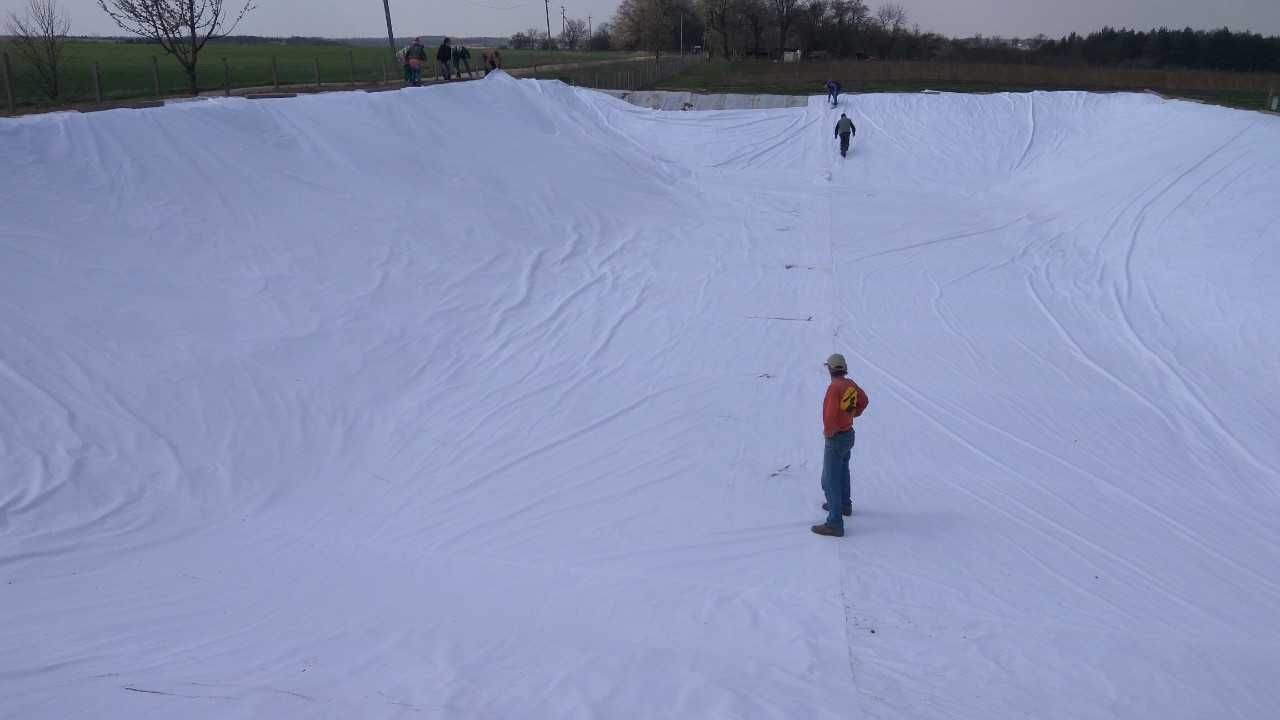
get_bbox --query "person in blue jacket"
[825,80,841,107]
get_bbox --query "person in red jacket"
[812,353,869,537]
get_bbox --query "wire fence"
[525,56,702,91]
[0,50,703,116]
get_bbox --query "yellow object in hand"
[840,387,858,412]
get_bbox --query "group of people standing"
[398,37,503,87]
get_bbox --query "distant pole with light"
[381,0,397,60]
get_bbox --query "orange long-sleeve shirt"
[823,377,869,438]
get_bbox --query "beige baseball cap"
[825,353,847,371]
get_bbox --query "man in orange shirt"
[813,353,869,537]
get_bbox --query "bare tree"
[735,0,767,56]
[770,0,799,55]
[829,0,870,57]
[698,0,737,58]
[794,0,827,54]
[874,2,906,35]
[96,0,255,95]
[613,0,676,58]
[5,0,71,100]
[560,17,588,50]
[587,22,612,51]
[510,28,545,49]
[870,2,906,57]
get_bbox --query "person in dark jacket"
[437,38,453,81]
[825,79,841,107]
[834,113,856,158]
[405,38,428,86]
[458,45,473,78]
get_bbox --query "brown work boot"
[810,523,845,537]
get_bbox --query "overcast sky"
[3,0,1279,40]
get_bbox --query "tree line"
[1035,27,1280,73]
[599,0,1280,72]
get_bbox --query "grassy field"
[9,46,1271,114]
[0,40,634,108]
[656,60,1280,112]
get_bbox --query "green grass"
[656,62,1278,112]
[1151,89,1278,111]
[0,40,635,109]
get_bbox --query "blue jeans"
[821,430,855,528]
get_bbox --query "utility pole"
[561,6,567,39]
[381,0,397,61]
[588,15,592,37]
[544,0,553,48]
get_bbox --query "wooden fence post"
[314,58,321,89]
[151,56,161,97]
[222,57,230,96]
[272,56,279,90]
[348,50,356,85]
[2,52,15,114]
[92,61,103,103]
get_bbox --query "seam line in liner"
[823,100,861,704]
